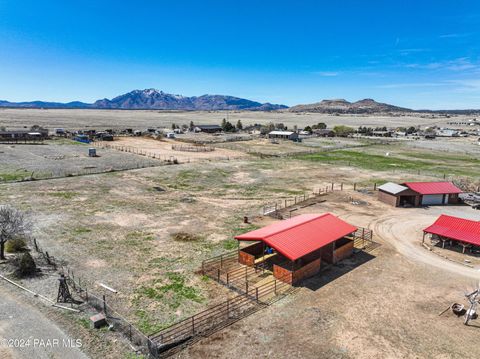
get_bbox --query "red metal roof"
[403,182,462,195]
[235,213,357,261]
[424,215,480,246]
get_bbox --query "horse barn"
[235,213,358,284]
[377,181,462,207]
[423,215,480,254]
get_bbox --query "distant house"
[372,130,392,137]
[0,129,49,143]
[436,129,460,137]
[313,129,335,137]
[194,125,223,133]
[268,130,298,141]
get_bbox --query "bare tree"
[0,206,30,260]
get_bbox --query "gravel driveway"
[0,284,89,359]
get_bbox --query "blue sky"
[0,0,479,109]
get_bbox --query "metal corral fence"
[148,270,292,358]
[93,141,180,163]
[62,265,155,355]
[94,141,235,164]
[262,188,343,217]
[0,160,162,184]
[352,227,375,250]
[171,144,215,152]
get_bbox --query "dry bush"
[5,237,27,253]
[15,252,36,277]
[171,232,201,242]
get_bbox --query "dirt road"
[0,284,89,359]
[370,206,480,280]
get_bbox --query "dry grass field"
[1,110,480,359]
[0,108,470,131]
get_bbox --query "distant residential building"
[268,130,299,141]
[194,125,223,133]
[313,129,335,137]
[436,129,460,137]
[0,129,49,142]
[372,130,392,137]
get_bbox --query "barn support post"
[262,242,265,273]
[422,232,426,244]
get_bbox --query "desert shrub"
[15,252,36,277]
[171,232,200,242]
[5,237,27,253]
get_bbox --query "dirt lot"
[110,136,247,163]
[0,139,160,181]
[1,112,480,358]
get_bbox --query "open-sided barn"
[378,181,462,207]
[235,213,357,284]
[423,214,480,254]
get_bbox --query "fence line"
[32,237,58,270]
[171,144,214,152]
[0,161,164,184]
[31,238,155,356]
[149,269,292,357]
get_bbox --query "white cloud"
[403,57,478,72]
[376,82,448,89]
[439,33,471,39]
[313,71,340,77]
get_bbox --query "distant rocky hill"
[288,98,413,114]
[0,89,287,111]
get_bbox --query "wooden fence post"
[103,295,107,314]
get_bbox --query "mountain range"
[1,89,478,113]
[0,89,287,111]
[288,98,412,114]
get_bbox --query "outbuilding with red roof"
[235,213,359,284]
[377,181,462,207]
